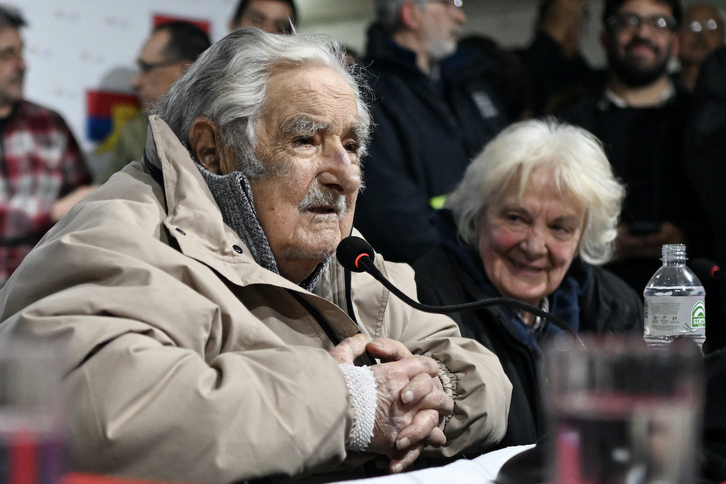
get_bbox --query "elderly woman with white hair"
[414,118,643,448]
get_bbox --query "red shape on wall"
[152,14,210,35]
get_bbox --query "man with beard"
[0,5,93,287]
[0,29,511,482]
[354,0,510,264]
[559,0,712,296]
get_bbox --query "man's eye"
[275,23,290,34]
[345,141,359,153]
[250,14,266,26]
[293,136,315,145]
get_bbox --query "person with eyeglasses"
[559,0,714,300]
[355,0,510,266]
[97,21,211,185]
[678,3,725,90]
[228,0,297,35]
[0,4,93,287]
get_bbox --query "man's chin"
[1,89,23,106]
[281,234,341,261]
[427,41,457,62]
[612,57,668,87]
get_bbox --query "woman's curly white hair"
[446,118,625,265]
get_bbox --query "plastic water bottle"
[644,244,706,350]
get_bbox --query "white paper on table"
[335,444,535,484]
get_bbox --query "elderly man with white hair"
[0,29,511,483]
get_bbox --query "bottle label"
[644,296,706,335]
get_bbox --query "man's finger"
[424,426,446,448]
[399,372,439,406]
[386,354,441,382]
[329,334,368,365]
[389,446,423,474]
[366,337,413,362]
[395,408,442,451]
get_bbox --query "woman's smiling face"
[477,168,587,308]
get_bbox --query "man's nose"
[453,7,467,24]
[319,142,361,195]
[262,20,277,34]
[16,53,26,73]
[635,21,657,37]
[131,72,142,91]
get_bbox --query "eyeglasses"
[684,19,721,33]
[429,0,463,8]
[606,13,678,34]
[136,59,182,74]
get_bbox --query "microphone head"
[336,236,375,273]
[689,257,721,281]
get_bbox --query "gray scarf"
[197,164,327,291]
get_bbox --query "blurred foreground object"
[546,334,703,484]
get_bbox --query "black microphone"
[336,236,578,339]
[690,258,721,281]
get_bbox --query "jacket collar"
[144,115,298,290]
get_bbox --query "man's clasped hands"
[330,334,454,473]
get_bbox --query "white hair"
[446,118,625,265]
[375,0,429,34]
[153,28,371,178]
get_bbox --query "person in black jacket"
[414,119,644,448]
[518,0,604,116]
[354,0,510,265]
[558,0,714,297]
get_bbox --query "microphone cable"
[337,236,584,345]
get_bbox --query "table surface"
[58,445,535,484]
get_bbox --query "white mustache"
[298,182,347,219]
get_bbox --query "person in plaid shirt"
[0,5,93,286]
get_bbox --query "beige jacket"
[0,117,511,483]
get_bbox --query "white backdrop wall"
[20,0,237,155]
[17,0,726,159]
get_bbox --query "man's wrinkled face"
[132,29,187,112]
[0,27,25,111]
[230,0,294,34]
[605,0,678,87]
[248,65,362,283]
[420,0,467,61]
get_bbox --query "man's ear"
[189,117,223,174]
[400,1,421,30]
